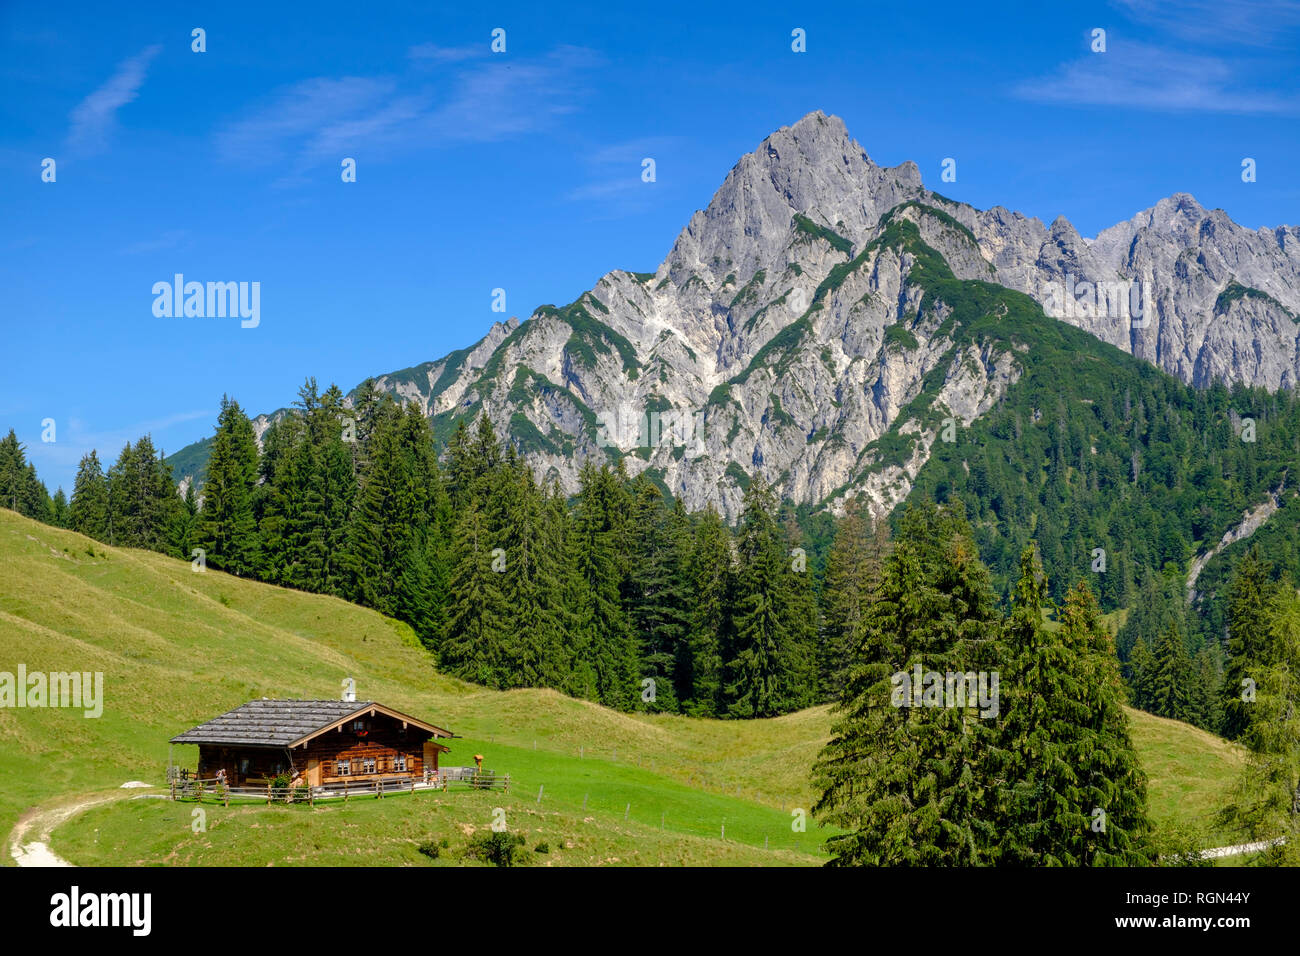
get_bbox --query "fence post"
[537,785,544,804]
[344,779,348,803]
[266,784,271,806]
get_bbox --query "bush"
[534,842,550,854]
[1152,826,1214,867]
[464,831,527,867]
[417,841,440,860]
[438,837,450,849]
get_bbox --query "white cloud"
[407,43,482,64]
[1112,0,1300,48]
[215,46,601,173]
[67,45,162,152]
[565,136,680,216]
[1014,42,1298,114]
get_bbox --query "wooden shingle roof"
[169,699,454,748]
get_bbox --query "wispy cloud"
[67,45,162,152]
[407,43,482,64]
[565,136,680,216]
[120,230,189,256]
[218,76,398,165]
[216,46,601,176]
[1112,0,1300,48]
[1014,41,1298,114]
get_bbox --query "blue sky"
[3,0,1298,494]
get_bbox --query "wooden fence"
[168,767,508,806]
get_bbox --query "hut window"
[394,754,406,772]
[362,757,377,774]
[336,760,349,776]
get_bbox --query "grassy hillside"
[0,509,1243,865]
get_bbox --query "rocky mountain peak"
[171,112,1300,520]
[662,111,925,295]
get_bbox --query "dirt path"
[7,788,151,867]
[1199,838,1285,860]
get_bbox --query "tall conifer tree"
[812,500,1002,866]
[196,397,261,574]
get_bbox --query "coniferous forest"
[5,375,1300,865]
[2,371,1297,742]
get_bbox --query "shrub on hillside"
[464,831,527,867]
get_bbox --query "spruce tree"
[1217,588,1300,865]
[1148,623,1196,722]
[812,500,1002,865]
[69,451,110,540]
[439,499,510,684]
[106,436,178,551]
[820,499,888,700]
[725,477,803,718]
[0,430,29,514]
[1127,636,1156,710]
[781,512,820,712]
[1061,582,1156,864]
[255,415,306,585]
[996,548,1154,865]
[494,468,569,690]
[623,477,688,712]
[1220,549,1280,739]
[51,488,68,528]
[196,397,261,574]
[170,481,199,561]
[680,505,731,716]
[342,399,439,625]
[568,462,638,709]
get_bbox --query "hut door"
[423,742,438,776]
[307,758,321,787]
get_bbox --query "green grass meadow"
[0,509,1245,866]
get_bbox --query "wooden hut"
[170,699,454,788]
